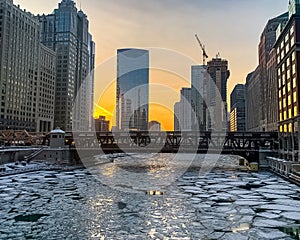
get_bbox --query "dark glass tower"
[116,49,149,130]
[230,84,246,132]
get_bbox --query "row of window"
[279,106,298,121]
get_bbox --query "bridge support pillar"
[259,148,277,168]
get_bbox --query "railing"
[67,131,279,152]
[24,146,48,162]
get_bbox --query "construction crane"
[195,34,208,65]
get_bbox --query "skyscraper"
[0,0,56,132]
[207,57,230,131]
[39,0,95,131]
[116,48,149,130]
[259,13,289,131]
[191,65,208,131]
[230,84,246,132]
[174,88,192,131]
[246,69,261,131]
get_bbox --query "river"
[0,153,299,239]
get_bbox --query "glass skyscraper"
[39,0,95,131]
[116,49,149,130]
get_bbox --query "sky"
[15,0,289,130]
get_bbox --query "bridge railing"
[66,131,279,152]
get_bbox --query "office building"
[246,13,288,132]
[230,84,245,132]
[191,65,208,131]
[275,0,300,161]
[39,0,95,131]
[174,102,181,131]
[116,48,149,130]
[206,57,230,131]
[245,69,262,131]
[0,0,56,132]
[149,121,161,131]
[266,48,279,131]
[259,12,289,131]
[174,88,192,131]
[95,116,109,132]
[36,45,56,132]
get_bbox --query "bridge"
[67,131,279,162]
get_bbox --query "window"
[290,25,294,35]
[284,111,287,120]
[289,123,293,133]
[279,78,281,88]
[292,51,296,62]
[284,124,287,132]
[279,101,282,110]
[291,36,295,46]
[292,64,296,75]
[293,77,297,88]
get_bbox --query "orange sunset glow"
[14,0,288,131]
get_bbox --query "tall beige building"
[0,0,56,132]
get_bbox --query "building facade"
[116,48,149,130]
[259,13,289,131]
[173,88,192,131]
[191,65,208,131]
[39,0,95,131]
[36,45,56,132]
[266,48,279,131]
[148,121,161,131]
[206,57,230,131]
[94,116,109,132]
[174,102,180,131]
[230,84,245,132]
[275,0,300,161]
[245,68,262,131]
[246,13,288,132]
[0,0,56,132]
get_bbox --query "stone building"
[0,0,56,132]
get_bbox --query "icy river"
[0,153,300,239]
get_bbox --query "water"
[0,154,299,239]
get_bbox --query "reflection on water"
[232,223,250,233]
[281,226,300,240]
[90,153,240,193]
[146,190,164,195]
